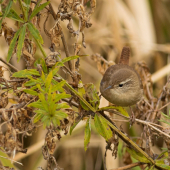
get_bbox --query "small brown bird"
[100,47,143,107]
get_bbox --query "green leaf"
[51,80,65,93]
[55,102,70,110]
[98,106,129,117]
[36,84,44,93]
[0,149,16,168]
[84,83,100,110]
[29,1,50,20]
[45,71,53,91]
[155,163,170,170]
[18,0,27,21]
[17,24,26,61]
[48,92,56,115]
[52,66,60,76]
[34,38,46,58]
[70,116,82,135]
[41,115,51,127]
[126,148,151,163]
[7,9,24,22]
[27,22,43,44]
[54,93,71,103]
[38,93,48,112]
[62,55,86,63]
[0,0,13,30]
[57,74,96,112]
[159,119,170,126]
[23,89,38,96]
[7,27,22,62]
[33,111,44,123]
[24,80,37,86]
[55,111,68,120]
[24,0,31,20]
[160,112,170,119]
[34,58,48,73]
[28,101,45,110]
[94,113,112,141]
[78,80,89,111]
[12,69,40,78]
[84,116,91,151]
[52,118,60,126]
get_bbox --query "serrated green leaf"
[159,119,170,126]
[52,67,60,76]
[41,115,51,128]
[45,71,53,91]
[126,148,151,163]
[7,9,24,22]
[0,0,13,30]
[17,24,26,61]
[0,150,16,168]
[160,112,170,119]
[52,118,60,126]
[34,58,48,73]
[84,83,100,110]
[41,70,46,82]
[29,76,43,84]
[51,80,65,93]
[27,22,43,44]
[70,116,82,135]
[48,92,56,115]
[78,81,89,111]
[84,117,91,151]
[55,62,64,67]
[94,113,112,141]
[62,55,86,63]
[55,111,68,120]
[24,0,31,19]
[18,0,27,21]
[24,79,37,86]
[36,84,44,93]
[55,102,70,110]
[98,106,129,117]
[7,27,22,62]
[54,93,71,103]
[33,112,44,123]
[28,101,45,110]
[29,1,50,20]
[155,163,170,170]
[57,73,96,112]
[12,69,40,78]
[38,93,49,112]
[23,89,38,96]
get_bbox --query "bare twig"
[107,109,170,139]
[110,162,144,170]
[61,32,72,71]
[0,102,25,113]
[0,57,19,72]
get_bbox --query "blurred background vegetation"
[1,0,170,169]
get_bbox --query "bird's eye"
[119,84,123,87]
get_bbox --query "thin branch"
[157,101,170,112]
[0,102,25,113]
[110,162,144,170]
[136,118,170,139]
[62,98,79,107]
[61,32,73,71]
[0,155,23,166]
[107,109,170,139]
[0,57,19,72]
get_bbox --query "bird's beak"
[104,85,112,92]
